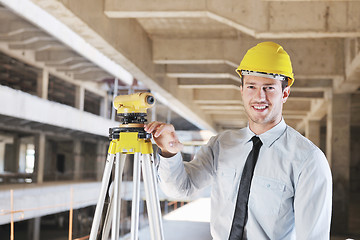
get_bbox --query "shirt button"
[267,184,271,188]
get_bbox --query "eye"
[264,86,275,91]
[247,85,255,89]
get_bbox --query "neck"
[249,118,282,135]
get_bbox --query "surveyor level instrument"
[89,92,164,240]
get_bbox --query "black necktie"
[228,136,263,240]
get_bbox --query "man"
[145,42,332,239]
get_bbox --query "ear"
[282,86,290,103]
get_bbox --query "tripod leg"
[101,183,114,240]
[89,152,115,240]
[141,153,165,240]
[111,153,126,240]
[130,152,141,240]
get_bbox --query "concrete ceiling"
[1,0,360,133]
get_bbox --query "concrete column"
[18,143,27,173]
[0,137,14,172]
[27,217,40,240]
[326,92,333,166]
[6,136,20,172]
[100,95,110,118]
[328,93,351,234]
[37,69,49,99]
[33,217,41,240]
[305,120,321,147]
[73,140,83,180]
[35,134,46,183]
[75,85,85,111]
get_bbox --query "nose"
[254,87,266,101]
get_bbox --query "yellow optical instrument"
[109,92,155,146]
[113,92,155,114]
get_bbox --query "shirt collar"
[246,119,287,148]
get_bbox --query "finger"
[145,121,158,131]
[144,122,153,131]
[154,124,174,138]
[145,121,162,133]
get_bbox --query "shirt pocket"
[249,176,286,216]
[213,167,236,201]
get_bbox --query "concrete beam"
[0,29,43,41]
[193,89,242,102]
[284,99,311,112]
[0,182,101,224]
[296,98,328,132]
[104,0,207,18]
[153,38,345,77]
[166,64,236,74]
[195,99,241,104]
[289,91,324,99]
[259,1,360,38]
[179,76,331,91]
[166,64,239,81]
[178,78,240,89]
[5,34,53,45]
[74,70,112,81]
[200,105,243,111]
[0,85,117,137]
[105,0,360,38]
[55,62,95,72]
[35,50,82,64]
[9,40,62,51]
[291,79,332,90]
[0,20,38,35]
[169,73,238,81]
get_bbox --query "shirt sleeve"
[157,135,218,199]
[294,149,333,240]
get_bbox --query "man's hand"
[145,121,183,158]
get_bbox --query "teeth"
[254,106,266,110]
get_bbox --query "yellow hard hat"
[236,41,294,87]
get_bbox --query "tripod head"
[110,92,155,140]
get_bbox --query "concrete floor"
[130,196,360,240]
[125,198,212,240]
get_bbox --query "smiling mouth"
[252,105,268,111]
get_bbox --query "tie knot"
[251,136,262,148]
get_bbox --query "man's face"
[240,75,290,133]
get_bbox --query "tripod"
[89,93,164,240]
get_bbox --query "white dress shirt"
[157,119,332,239]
